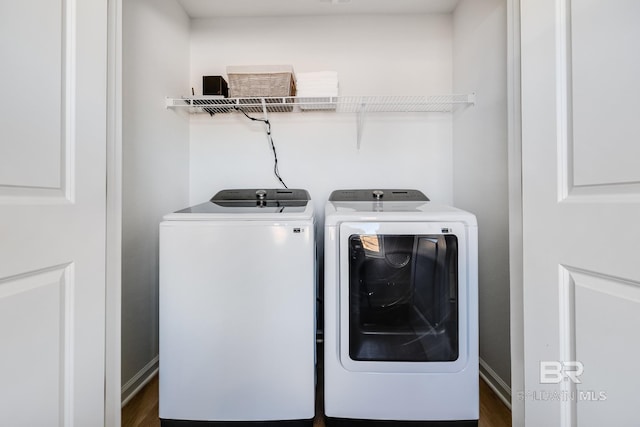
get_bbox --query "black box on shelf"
[203,75,229,97]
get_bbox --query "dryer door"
[338,221,472,373]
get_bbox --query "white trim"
[121,356,159,407]
[63,264,75,427]
[479,358,512,410]
[555,0,572,203]
[558,265,577,427]
[63,0,77,204]
[507,0,524,425]
[105,0,123,425]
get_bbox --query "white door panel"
[521,0,640,425]
[0,0,63,190]
[0,0,107,425]
[0,266,71,426]
[570,0,640,187]
[570,269,640,425]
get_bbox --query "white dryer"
[159,189,316,426]
[324,189,478,426]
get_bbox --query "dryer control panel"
[328,189,429,202]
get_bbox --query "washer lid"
[212,188,310,205]
[164,188,313,220]
[329,189,429,202]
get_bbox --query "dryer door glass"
[349,234,459,362]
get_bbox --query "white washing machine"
[324,189,478,426]
[159,189,316,426]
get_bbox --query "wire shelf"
[165,94,475,114]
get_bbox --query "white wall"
[453,0,511,402]
[121,0,190,402]
[188,16,455,327]
[188,14,455,219]
[187,14,456,339]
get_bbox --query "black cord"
[234,107,288,189]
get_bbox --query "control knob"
[372,190,384,200]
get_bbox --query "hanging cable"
[233,107,288,189]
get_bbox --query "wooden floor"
[123,371,511,427]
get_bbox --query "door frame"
[102,0,526,425]
[507,0,524,425]
[106,0,123,425]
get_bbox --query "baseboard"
[479,358,511,410]
[121,355,159,407]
